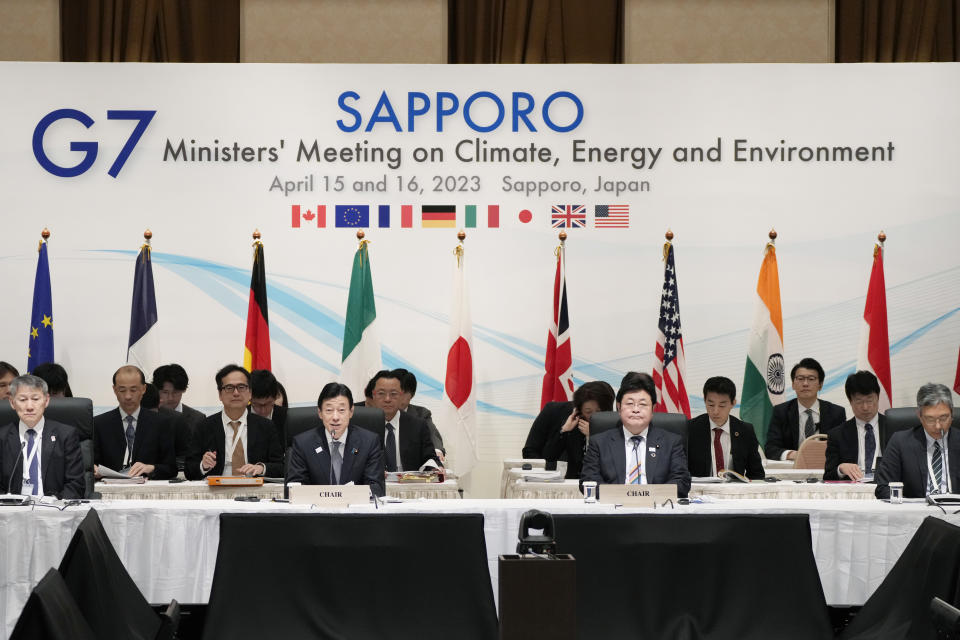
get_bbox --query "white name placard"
[288,484,371,507]
[598,484,678,507]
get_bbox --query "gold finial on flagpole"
[144,229,153,243]
[357,230,365,241]
[768,228,777,241]
[663,229,674,262]
[41,228,50,241]
[878,231,886,246]
[457,230,466,242]
[556,231,567,257]
[559,231,567,244]
[766,228,777,251]
[252,229,261,241]
[455,230,465,267]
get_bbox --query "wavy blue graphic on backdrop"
[93,250,527,417]
[90,250,958,419]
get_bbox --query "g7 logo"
[32,109,156,178]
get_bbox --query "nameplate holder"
[288,484,371,507]
[598,484,677,506]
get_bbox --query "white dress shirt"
[782,400,822,460]
[18,417,45,496]
[622,426,649,484]
[836,415,882,478]
[200,412,249,476]
[709,418,732,475]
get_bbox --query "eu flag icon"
[335,205,370,228]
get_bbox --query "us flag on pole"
[653,241,691,417]
[540,243,574,409]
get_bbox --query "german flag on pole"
[243,231,271,371]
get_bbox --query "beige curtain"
[449,0,623,63]
[836,0,959,61]
[61,0,239,62]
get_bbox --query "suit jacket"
[184,412,283,480]
[0,419,84,499]
[875,426,960,499]
[580,424,691,497]
[823,415,888,481]
[394,412,439,471]
[179,404,206,435]
[764,398,847,460]
[248,404,287,455]
[523,401,574,462]
[286,424,385,497]
[687,414,765,480]
[406,403,444,453]
[93,408,176,479]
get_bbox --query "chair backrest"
[58,509,163,640]
[0,397,95,498]
[353,405,386,441]
[884,407,960,449]
[590,411,689,451]
[10,568,97,640]
[794,434,828,469]
[284,406,320,448]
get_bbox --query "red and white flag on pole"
[653,238,691,417]
[540,240,574,409]
[857,239,892,412]
[439,239,477,477]
[953,346,960,395]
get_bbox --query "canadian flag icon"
[292,205,326,228]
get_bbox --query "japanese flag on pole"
[439,240,477,477]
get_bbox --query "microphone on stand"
[1,442,28,506]
[941,427,951,494]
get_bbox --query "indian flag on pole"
[340,239,382,401]
[741,236,786,446]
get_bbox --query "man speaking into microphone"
[286,382,385,497]
[0,374,83,499]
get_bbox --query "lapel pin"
[352,448,359,455]
[734,432,740,437]
[50,435,56,442]
[315,446,323,454]
[650,452,657,458]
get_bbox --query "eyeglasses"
[221,384,249,394]
[920,414,953,426]
[793,375,819,384]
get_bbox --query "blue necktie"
[932,441,944,493]
[385,423,398,472]
[26,428,39,495]
[124,415,136,465]
[864,423,876,474]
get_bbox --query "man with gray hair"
[875,383,959,499]
[0,375,84,499]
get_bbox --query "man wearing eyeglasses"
[185,364,283,480]
[580,372,691,497]
[765,358,847,461]
[824,371,887,481]
[366,370,438,472]
[876,382,959,499]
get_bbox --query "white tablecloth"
[506,479,875,500]
[95,480,461,501]
[2,498,955,639]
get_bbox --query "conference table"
[95,479,462,501]
[505,477,873,500]
[2,496,958,639]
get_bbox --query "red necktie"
[713,428,725,474]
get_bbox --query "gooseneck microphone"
[942,427,951,494]
[4,441,26,497]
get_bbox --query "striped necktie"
[628,435,644,484]
[932,440,944,493]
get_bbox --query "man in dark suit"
[765,357,847,461]
[287,382,385,496]
[0,361,18,401]
[153,363,207,437]
[824,371,887,481]
[0,374,83,499]
[581,372,691,497]
[394,368,445,460]
[367,370,438,471]
[185,365,283,480]
[250,369,287,450]
[94,366,176,479]
[687,376,765,480]
[876,383,959,499]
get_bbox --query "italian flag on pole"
[340,239,382,402]
[741,235,786,446]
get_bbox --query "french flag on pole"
[127,234,159,373]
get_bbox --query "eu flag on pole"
[28,234,54,372]
[127,237,159,373]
